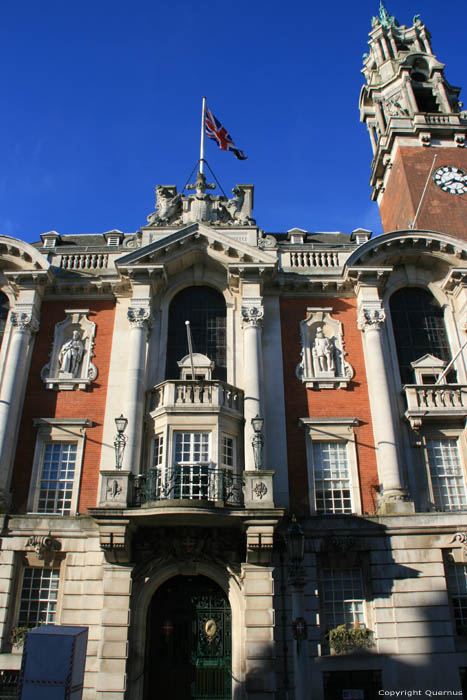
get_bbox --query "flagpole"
[200,96,206,174]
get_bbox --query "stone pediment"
[115,223,277,276]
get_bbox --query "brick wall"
[380,147,467,237]
[280,298,379,516]
[12,301,115,513]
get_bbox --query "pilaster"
[241,293,264,471]
[0,288,42,503]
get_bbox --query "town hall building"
[0,4,466,699]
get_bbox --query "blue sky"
[0,0,464,243]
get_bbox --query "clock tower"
[360,2,467,236]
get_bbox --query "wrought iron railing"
[132,466,244,507]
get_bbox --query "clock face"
[433,165,467,195]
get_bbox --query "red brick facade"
[380,147,467,237]
[280,297,379,516]
[11,300,116,513]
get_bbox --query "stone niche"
[297,308,353,389]
[42,309,98,390]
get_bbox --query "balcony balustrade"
[404,384,467,427]
[132,465,244,507]
[148,380,244,414]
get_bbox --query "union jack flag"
[205,107,247,160]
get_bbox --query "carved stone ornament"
[357,306,386,332]
[10,310,39,333]
[132,527,245,583]
[297,309,354,389]
[451,532,467,560]
[241,300,264,328]
[127,306,152,329]
[384,92,408,118]
[146,173,255,227]
[26,534,60,560]
[41,310,97,391]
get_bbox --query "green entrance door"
[145,575,232,700]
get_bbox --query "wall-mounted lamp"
[251,415,264,470]
[114,414,128,469]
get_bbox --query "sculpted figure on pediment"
[145,174,255,226]
[147,186,183,226]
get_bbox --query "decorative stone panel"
[41,309,98,390]
[297,308,354,389]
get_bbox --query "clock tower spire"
[360,5,467,235]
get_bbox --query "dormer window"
[104,230,123,246]
[410,354,448,386]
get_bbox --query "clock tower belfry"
[360,2,467,236]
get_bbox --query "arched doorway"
[144,575,232,700]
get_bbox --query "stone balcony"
[148,379,244,416]
[404,384,467,428]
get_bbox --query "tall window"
[37,443,77,516]
[0,292,9,349]
[18,567,59,627]
[445,561,467,635]
[390,288,451,384]
[425,438,467,511]
[166,286,227,381]
[311,442,352,514]
[321,568,365,630]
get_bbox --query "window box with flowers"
[327,622,374,655]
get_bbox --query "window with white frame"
[425,438,467,511]
[312,442,352,514]
[153,433,164,468]
[445,560,467,635]
[300,418,361,515]
[37,443,77,516]
[221,435,235,469]
[29,419,90,517]
[172,431,211,500]
[321,568,366,630]
[17,567,60,627]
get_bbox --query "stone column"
[242,299,264,471]
[358,304,413,513]
[0,308,39,498]
[122,302,152,473]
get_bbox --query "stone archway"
[144,575,232,700]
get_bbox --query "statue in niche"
[147,186,183,226]
[312,327,335,374]
[59,330,84,377]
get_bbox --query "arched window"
[389,287,452,384]
[166,286,227,381]
[0,293,9,348]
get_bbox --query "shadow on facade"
[272,515,465,700]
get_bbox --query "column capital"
[10,310,39,333]
[127,305,152,330]
[241,298,264,328]
[357,305,386,331]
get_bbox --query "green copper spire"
[377,0,399,28]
